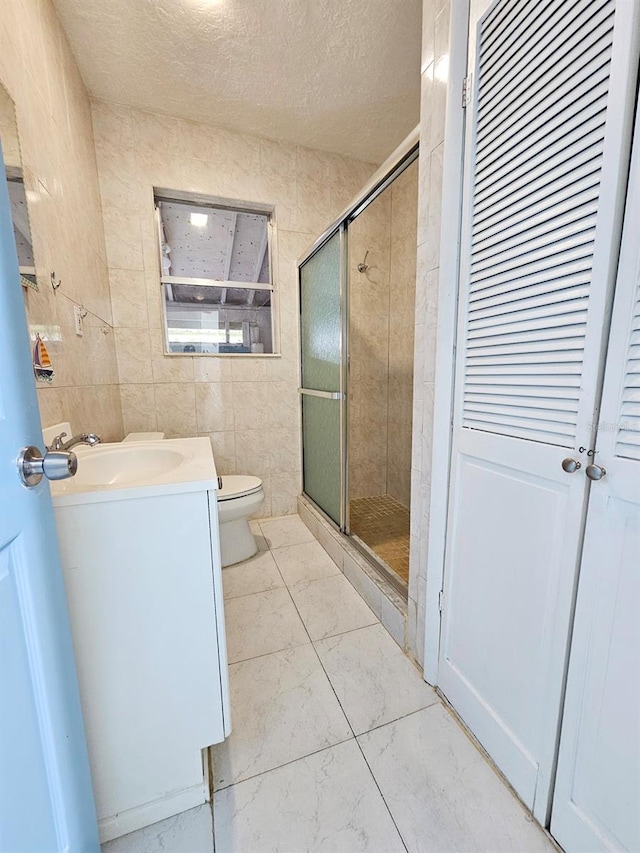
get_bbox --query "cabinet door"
[551,101,640,853]
[438,0,640,822]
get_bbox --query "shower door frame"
[298,130,420,595]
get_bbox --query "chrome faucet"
[48,431,101,452]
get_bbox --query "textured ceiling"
[51,0,422,164]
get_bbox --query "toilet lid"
[217,475,263,501]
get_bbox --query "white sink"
[73,445,185,487]
[49,437,218,506]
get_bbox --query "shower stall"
[298,137,418,595]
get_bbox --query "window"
[155,191,276,355]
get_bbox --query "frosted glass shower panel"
[299,232,342,524]
[302,395,341,524]
[300,231,341,392]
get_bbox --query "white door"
[438,0,640,823]
[0,145,99,848]
[550,102,640,853]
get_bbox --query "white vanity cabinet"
[51,438,230,843]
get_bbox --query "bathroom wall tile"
[270,472,301,516]
[289,574,378,641]
[119,383,158,434]
[222,550,284,600]
[194,382,234,433]
[223,587,309,664]
[425,143,444,272]
[115,327,153,384]
[212,644,352,789]
[431,3,451,151]
[271,541,341,586]
[214,740,405,853]
[109,268,148,328]
[36,386,66,430]
[315,623,437,735]
[268,428,299,474]
[144,271,164,330]
[193,355,233,383]
[233,382,270,432]
[149,329,194,384]
[154,382,196,437]
[234,429,272,480]
[230,357,267,383]
[206,430,236,475]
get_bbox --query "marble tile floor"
[349,494,411,583]
[103,514,555,853]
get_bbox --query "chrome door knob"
[562,457,581,473]
[585,463,606,481]
[18,445,78,487]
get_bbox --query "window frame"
[154,187,280,357]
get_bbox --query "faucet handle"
[48,431,67,451]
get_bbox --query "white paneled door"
[550,104,640,853]
[438,0,640,826]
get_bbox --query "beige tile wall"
[348,160,418,508]
[0,0,122,440]
[348,187,391,499]
[92,101,375,517]
[387,160,418,507]
[407,0,451,666]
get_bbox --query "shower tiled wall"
[92,101,375,516]
[387,161,418,506]
[348,188,392,499]
[348,160,418,508]
[0,0,122,440]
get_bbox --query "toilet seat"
[217,474,263,501]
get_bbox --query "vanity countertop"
[49,436,218,507]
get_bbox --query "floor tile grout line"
[353,736,410,853]
[308,610,411,853]
[213,734,357,795]
[222,516,409,846]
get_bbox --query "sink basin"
[73,444,185,487]
[49,437,217,505]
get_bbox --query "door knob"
[18,445,78,487]
[585,463,606,481]
[561,457,581,473]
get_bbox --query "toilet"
[216,475,264,567]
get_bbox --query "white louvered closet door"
[438,0,640,825]
[551,102,640,853]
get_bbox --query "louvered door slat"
[471,226,596,278]
[462,0,615,447]
[614,277,640,460]
[473,198,599,263]
[475,74,609,187]
[477,7,613,139]
[478,1,612,124]
[470,292,590,326]
[473,161,601,234]
[475,127,605,212]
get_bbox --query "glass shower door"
[299,230,343,525]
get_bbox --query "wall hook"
[79,306,88,320]
[50,271,61,292]
[357,251,370,273]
